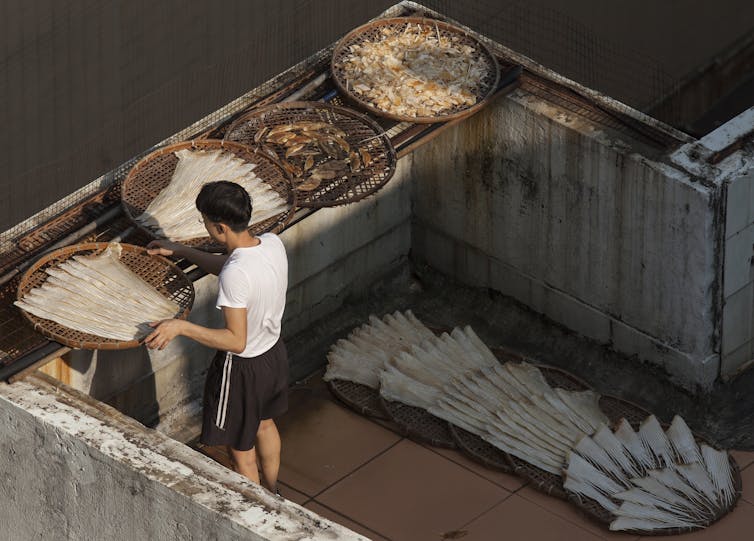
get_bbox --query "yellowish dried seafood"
[249,120,376,192]
[336,22,491,117]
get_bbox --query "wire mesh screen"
[2,0,752,238]
[419,1,677,116]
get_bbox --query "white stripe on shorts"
[215,352,233,429]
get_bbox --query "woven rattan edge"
[448,423,515,473]
[379,395,456,449]
[565,453,743,536]
[331,16,501,123]
[225,100,393,148]
[120,139,297,247]
[16,242,194,350]
[327,378,389,420]
[563,421,744,535]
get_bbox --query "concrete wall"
[721,167,754,378]
[690,108,754,379]
[410,90,721,389]
[0,373,364,541]
[51,159,413,432]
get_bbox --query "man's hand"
[147,240,184,258]
[144,319,186,350]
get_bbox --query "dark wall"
[0,0,393,232]
[2,0,753,232]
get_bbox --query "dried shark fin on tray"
[638,415,675,469]
[675,462,720,507]
[379,361,440,410]
[614,419,654,474]
[666,415,703,465]
[612,501,700,530]
[554,388,610,433]
[563,474,619,514]
[591,424,642,478]
[565,452,625,496]
[701,444,736,508]
[645,468,714,516]
[574,432,631,488]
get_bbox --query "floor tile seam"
[421,443,527,492]
[456,491,517,530]
[277,480,311,506]
[309,499,395,541]
[309,437,406,500]
[515,489,610,539]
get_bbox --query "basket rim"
[331,16,501,123]
[225,100,394,147]
[120,139,297,247]
[224,101,398,208]
[15,242,195,350]
[563,422,743,535]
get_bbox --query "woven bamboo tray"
[446,356,655,496]
[328,379,389,420]
[326,322,446,421]
[16,242,195,350]
[331,17,500,123]
[224,101,397,208]
[380,396,457,449]
[121,139,296,249]
[565,432,743,536]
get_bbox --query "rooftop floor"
[195,370,754,541]
[186,263,754,539]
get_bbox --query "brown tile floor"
[195,375,754,540]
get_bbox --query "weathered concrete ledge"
[0,373,365,541]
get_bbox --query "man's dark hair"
[195,181,252,232]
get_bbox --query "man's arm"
[144,306,247,353]
[147,240,228,276]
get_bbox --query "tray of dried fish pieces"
[563,414,743,536]
[15,242,194,350]
[224,101,397,208]
[331,17,500,123]
[121,139,296,249]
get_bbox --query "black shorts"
[200,338,289,451]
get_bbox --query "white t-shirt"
[216,233,288,357]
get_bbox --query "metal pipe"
[0,342,68,382]
[0,205,123,287]
[281,73,328,103]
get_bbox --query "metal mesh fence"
[1,0,752,240]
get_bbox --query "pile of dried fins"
[324,310,740,534]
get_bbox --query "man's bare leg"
[229,446,260,485]
[255,419,282,492]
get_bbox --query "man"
[145,180,289,493]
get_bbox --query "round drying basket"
[16,242,195,350]
[494,362,595,499]
[449,424,514,472]
[379,396,457,449]
[565,434,743,536]
[450,353,655,499]
[120,139,296,249]
[328,379,389,420]
[224,101,397,208]
[331,17,500,123]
